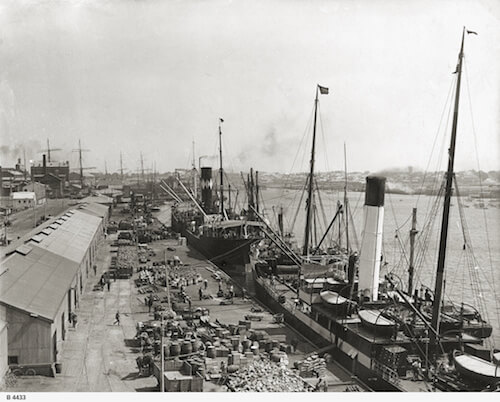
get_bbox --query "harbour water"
[258,187,500,347]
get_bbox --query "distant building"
[30,155,69,198]
[0,164,27,197]
[21,182,47,205]
[10,192,36,210]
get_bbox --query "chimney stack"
[358,176,386,302]
[43,154,47,176]
[200,167,213,213]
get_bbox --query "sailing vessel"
[249,29,498,391]
[171,119,264,269]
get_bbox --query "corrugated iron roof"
[77,203,109,219]
[33,210,101,263]
[0,247,79,321]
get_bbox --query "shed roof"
[0,247,79,321]
[12,192,35,200]
[80,195,113,205]
[29,210,101,263]
[76,202,109,219]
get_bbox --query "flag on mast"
[318,85,329,95]
[219,118,224,123]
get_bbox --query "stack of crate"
[378,345,408,376]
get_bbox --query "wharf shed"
[29,210,104,282]
[0,307,7,380]
[75,202,110,225]
[0,207,105,372]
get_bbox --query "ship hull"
[183,228,254,267]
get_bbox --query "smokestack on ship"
[358,176,386,302]
[200,167,213,214]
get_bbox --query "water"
[257,187,500,346]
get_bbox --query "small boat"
[320,290,348,306]
[358,309,396,336]
[453,351,500,385]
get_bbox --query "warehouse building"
[0,206,106,376]
[0,307,7,381]
[75,202,110,225]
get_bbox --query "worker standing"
[114,311,120,325]
[71,312,78,329]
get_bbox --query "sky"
[0,0,499,175]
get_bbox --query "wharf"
[3,203,364,392]
[136,238,366,392]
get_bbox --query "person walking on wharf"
[71,312,78,329]
[114,311,120,325]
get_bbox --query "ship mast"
[303,86,319,256]
[408,208,418,295]
[344,142,349,254]
[192,140,197,199]
[218,118,225,218]
[430,28,471,346]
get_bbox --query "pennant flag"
[318,85,329,95]
[466,30,478,35]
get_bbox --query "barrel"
[170,342,181,356]
[242,339,252,351]
[231,337,240,350]
[191,340,202,352]
[206,345,216,358]
[163,343,171,358]
[181,341,193,355]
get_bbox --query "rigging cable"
[414,78,456,207]
[463,57,500,333]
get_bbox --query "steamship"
[171,120,264,269]
[246,31,498,392]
